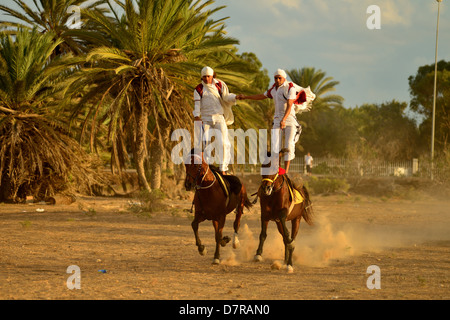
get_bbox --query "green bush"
[129,189,168,217]
[308,176,350,194]
[312,162,332,174]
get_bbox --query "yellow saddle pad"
[287,182,304,214]
[212,170,230,206]
[289,185,304,204]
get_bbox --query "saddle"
[210,166,242,205]
[284,175,304,214]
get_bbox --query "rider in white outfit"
[193,67,237,174]
[237,69,301,174]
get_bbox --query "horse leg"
[191,214,207,256]
[275,220,289,265]
[232,202,244,249]
[254,219,269,262]
[212,216,230,264]
[276,216,295,273]
[291,216,300,241]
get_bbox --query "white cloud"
[380,0,414,26]
[213,0,450,108]
[277,0,302,9]
[313,1,330,13]
[259,0,302,9]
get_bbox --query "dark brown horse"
[184,151,253,264]
[254,157,313,273]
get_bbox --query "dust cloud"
[221,216,357,267]
[221,203,450,268]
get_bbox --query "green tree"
[299,105,356,157]
[232,51,270,130]
[0,0,108,56]
[346,100,419,161]
[0,28,102,202]
[64,0,249,191]
[409,60,450,155]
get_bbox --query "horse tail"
[301,185,314,226]
[243,191,253,210]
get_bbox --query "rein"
[194,165,216,190]
[186,162,216,190]
[251,172,285,204]
[187,162,218,213]
[263,173,285,193]
[262,173,279,185]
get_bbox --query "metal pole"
[431,0,442,180]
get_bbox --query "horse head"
[184,151,207,191]
[261,172,279,196]
[260,155,279,196]
[260,150,287,196]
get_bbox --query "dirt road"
[0,177,449,300]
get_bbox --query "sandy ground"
[0,175,449,301]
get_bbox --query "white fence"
[236,156,446,180]
[286,157,450,180]
[288,157,419,177]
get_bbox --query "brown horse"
[184,151,253,264]
[254,156,313,273]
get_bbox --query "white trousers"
[195,115,231,172]
[272,120,302,162]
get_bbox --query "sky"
[210,0,450,110]
[1,0,449,111]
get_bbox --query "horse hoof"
[254,255,263,262]
[212,258,220,265]
[233,233,240,249]
[287,265,294,273]
[199,246,207,256]
[220,236,231,247]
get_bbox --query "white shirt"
[265,81,298,126]
[193,79,236,122]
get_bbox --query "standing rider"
[237,69,302,174]
[193,66,237,175]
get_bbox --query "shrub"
[308,176,350,194]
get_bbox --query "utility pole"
[431,0,443,180]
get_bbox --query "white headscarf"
[274,69,287,79]
[201,66,214,77]
[201,66,220,98]
[200,66,235,125]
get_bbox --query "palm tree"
[0,27,103,202]
[64,0,248,191]
[0,0,108,55]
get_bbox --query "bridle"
[186,161,216,190]
[250,170,287,204]
[261,172,285,194]
[262,172,279,185]
[186,159,217,214]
